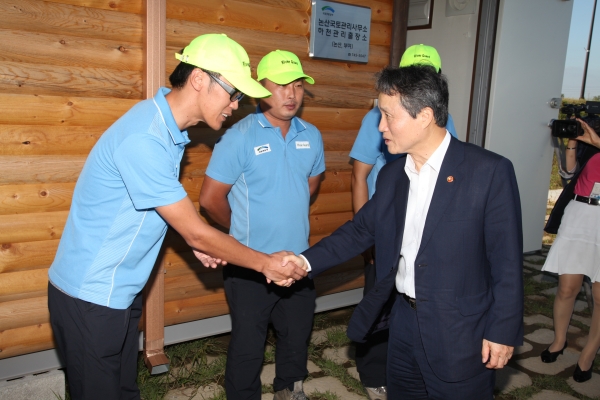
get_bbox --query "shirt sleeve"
[349,108,383,165]
[113,134,187,210]
[446,113,458,138]
[205,128,246,185]
[310,129,326,177]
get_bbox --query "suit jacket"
[303,137,524,382]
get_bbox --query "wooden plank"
[0,125,106,156]
[319,170,352,193]
[0,296,48,332]
[0,28,142,72]
[167,0,309,36]
[321,130,359,152]
[0,211,68,244]
[303,84,376,109]
[0,240,59,274]
[310,192,352,215]
[44,0,142,14]
[0,269,48,298]
[0,322,54,360]
[0,93,138,126]
[309,211,353,235]
[164,292,229,326]
[0,61,143,99]
[0,182,75,215]
[296,107,368,131]
[0,155,86,185]
[335,0,393,22]
[323,151,352,171]
[234,0,309,11]
[0,0,143,42]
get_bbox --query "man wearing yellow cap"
[47,35,307,400]
[348,44,457,400]
[200,50,323,400]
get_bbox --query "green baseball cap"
[399,44,442,72]
[257,50,314,85]
[175,34,271,98]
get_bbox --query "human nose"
[230,99,239,110]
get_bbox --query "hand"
[576,118,600,149]
[481,339,513,369]
[262,252,307,285]
[193,249,227,268]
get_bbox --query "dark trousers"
[355,262,388,387]
[48,283,142,400]
[223,265,316,400]
[387,293,495,400]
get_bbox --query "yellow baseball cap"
[257,50,314,85]
[175,34,271,98]
[399,44,442,72]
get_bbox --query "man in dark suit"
[284,65,524,399]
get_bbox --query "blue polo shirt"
[349,107,457,198]
[48,88,190,309]
[206,107,325,255]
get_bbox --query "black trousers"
[355,262,388,387]
[387,293,495,399]
[223,265,316,400]
[48,283,142,400]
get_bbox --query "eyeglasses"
[204,71,244,102]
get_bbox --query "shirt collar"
[152,87,190,145]
[255,104,306,134]
[406,130,451,174]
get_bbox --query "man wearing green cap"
[348,44,457,400]
[200,50,323,400]
[47,35,307,400]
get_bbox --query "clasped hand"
[192,250,308,287]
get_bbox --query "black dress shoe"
[540,341,567,363]
[573,362,593,383]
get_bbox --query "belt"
[574,194,600,206]
[401,293,417,310]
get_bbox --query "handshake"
[193,249,308,287]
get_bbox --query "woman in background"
[541,119,600,383]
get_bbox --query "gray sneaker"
[273,381,309,400]
[365,386,387,400]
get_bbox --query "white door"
[485,0,573,252]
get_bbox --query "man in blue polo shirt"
[200,50,324,400]
[349,44,457,400]
[47,35,307,400]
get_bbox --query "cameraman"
[541,119,600,383]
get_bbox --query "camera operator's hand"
[576,118,600,149]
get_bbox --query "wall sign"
[309,0,371,63]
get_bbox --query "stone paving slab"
[514,341,534,355]
[310,325,347,346]
[495,366,532,393]
[0,369,65,400]
[164,384,223,400]
[524,314,554,326]
[304,376,367,400]
[575,336,600,354]
[567,374,600,398]
[524,261,544,271]
[347,366,360,381]
[530,390,578,400]
[516,348,580,375]
[572,314,592,327]
[532,273,558,283]
[574,300,588,312]
[524,328,555,344]
[322,345,355,364]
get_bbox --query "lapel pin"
[447,176,454,183]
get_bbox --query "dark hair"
[375,65,449,127]
[168,49,220,89]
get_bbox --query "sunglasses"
[204,71,244,102]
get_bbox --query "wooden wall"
[0,0,393,360]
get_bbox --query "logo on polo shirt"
[296,141,310,149]
[254,144,271,155]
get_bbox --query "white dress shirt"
[396,132,451,298]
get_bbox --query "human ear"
[189,68,204,92]
[419,107,435,128]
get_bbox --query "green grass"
[311,358,366,396]
[309,390,342,400]
[497,374,597,400]
[325,326,351,348]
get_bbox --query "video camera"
[551,101,600,139]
